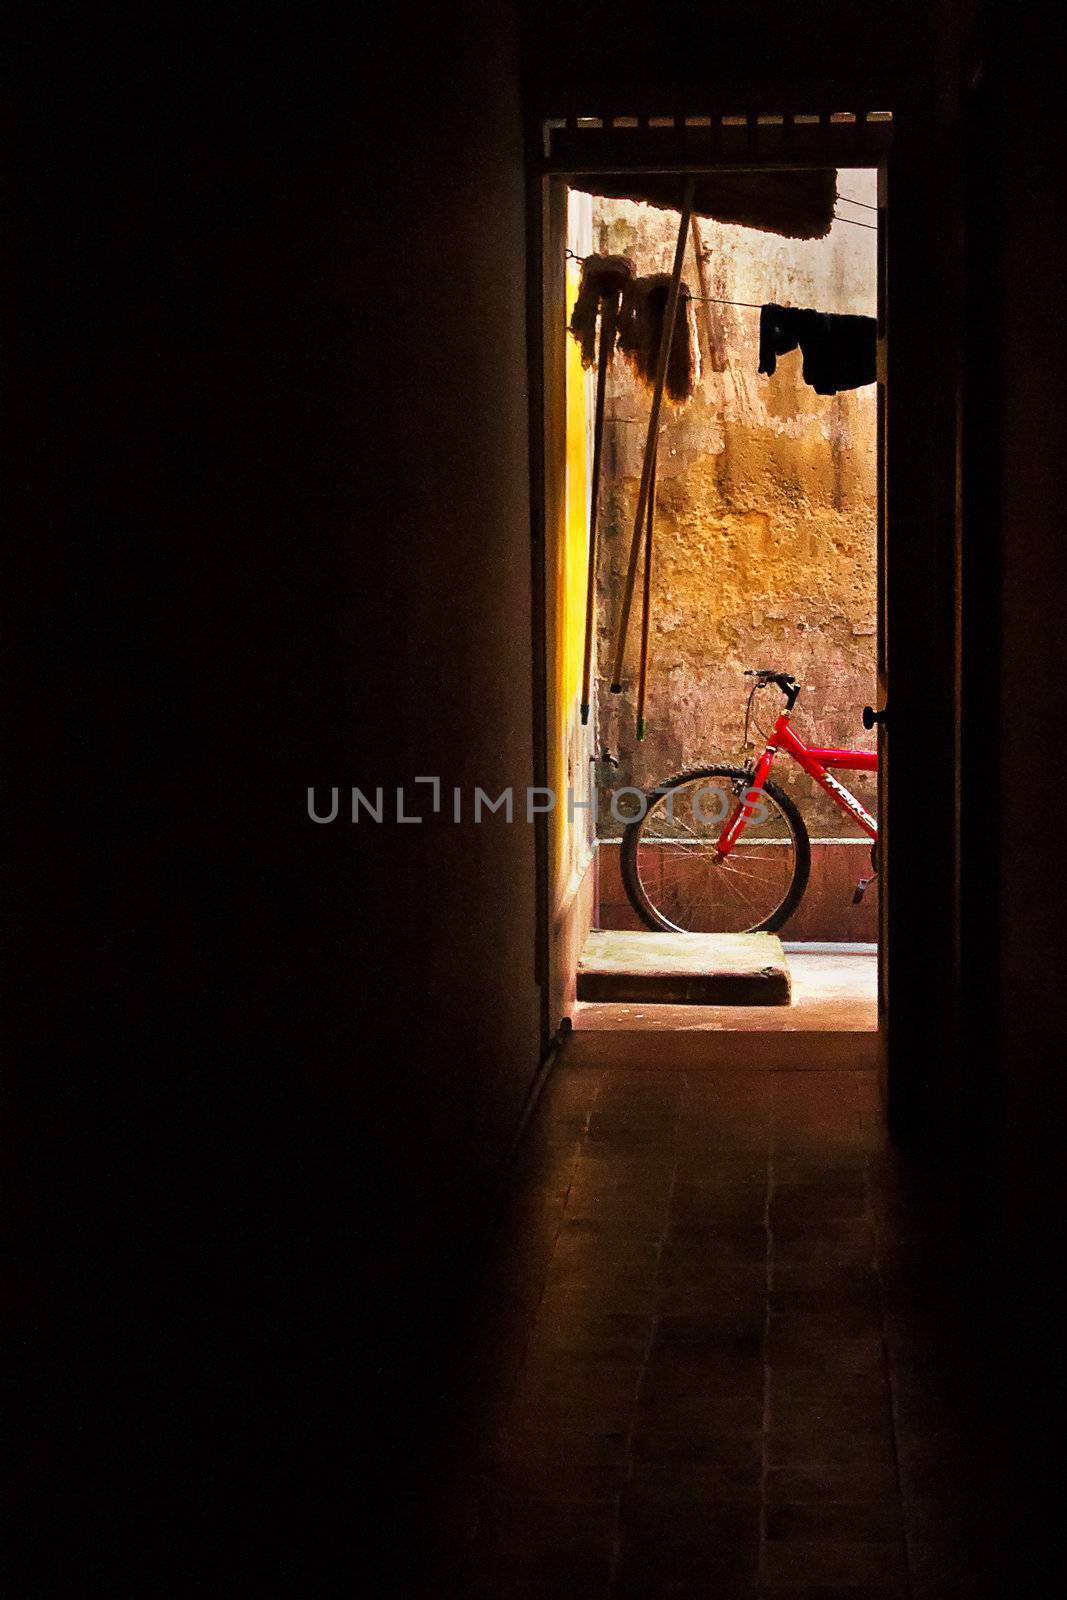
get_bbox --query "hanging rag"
[618,273,699,402]
[758,303,876,395]
[569,255,635,366]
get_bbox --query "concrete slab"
[569,946,879,1070]
[576,946,876,1033]
[576,929,791,1006]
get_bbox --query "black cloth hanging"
[758,303,876,395]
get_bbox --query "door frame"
[525,102,964,1133]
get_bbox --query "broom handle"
[689,215,718,369]
[580,292,618,726]
[636,433,658,741]
[609,176,695,693]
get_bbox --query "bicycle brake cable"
[742,681,759,755]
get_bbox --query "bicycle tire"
[620,765,812,934]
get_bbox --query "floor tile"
[761,1539,907,1587]
[431,1054,993,1598]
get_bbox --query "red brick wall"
[596,839,878,941]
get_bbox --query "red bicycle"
[621,669,879,933]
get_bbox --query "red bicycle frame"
[717,708,878,856]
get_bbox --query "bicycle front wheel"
[620,766,811,934]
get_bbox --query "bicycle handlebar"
[744,668,801,710]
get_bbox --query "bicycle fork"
[715,745,777,858]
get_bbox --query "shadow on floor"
[421,1044,1005,1598]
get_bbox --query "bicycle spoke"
[713,870,760,917]
[715,856,777,883]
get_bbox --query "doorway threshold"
[569,942,878,1069]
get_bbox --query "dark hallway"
[5,2,1064,1595]
[428,1051,996,1598]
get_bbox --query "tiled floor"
[430,1049,995,1598]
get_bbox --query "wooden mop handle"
[609,176,695,693]
[690,215,720,370]
[580,292,618,726]
[636,433,658,741]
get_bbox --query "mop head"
[569,254,635,367]
[574,169,838,241]
[617,273,700,402]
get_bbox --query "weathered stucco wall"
[589,179,879,846]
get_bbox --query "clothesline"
[563,246,883,312]
[693,293,762,310]
[563,252,834,311]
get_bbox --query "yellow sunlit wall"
[563,261,592,717]
[549,195,596,915]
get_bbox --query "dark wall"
[8,0,1063,1589]
[975,7,1067,1567]
[517,0,955,98]
[8,6,538,1590]
[988,13,1064,1281]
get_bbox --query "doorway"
[532,115,893,1062]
